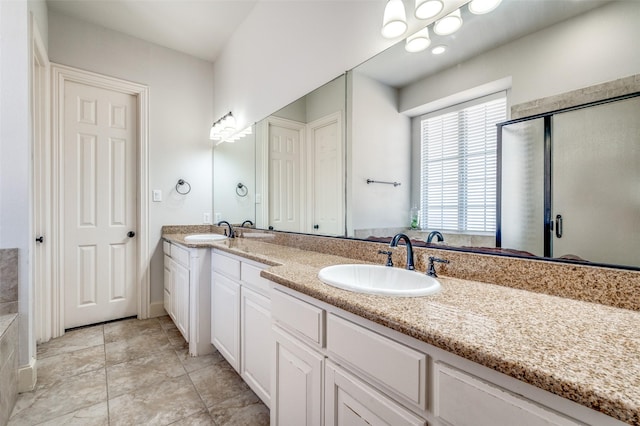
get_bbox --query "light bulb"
[468,0,502,15]
[405,27,431,53]
[431,45,447,55]
[415,0,443,20]
[433,9,462,36]
[381,0,408,39]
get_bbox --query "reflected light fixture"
[468,0,502,15]
[415,0,444,19]
[209,111,236,141]
[431,45,447,55]
[215,126,252,146]
[381,0,408,39]
[405,27,431,53]
[433,9,463,35]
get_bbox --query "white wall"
[0,0,32,370]
[399,1,640,114]
[48,11,214,305]
[348,71,410,235]
[212,133,256,225]
[212,1,399,133]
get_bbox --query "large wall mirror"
[213,0,640,270]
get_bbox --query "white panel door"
[308,113,343,236]
[63,81,137,328]
[269,119,305,232]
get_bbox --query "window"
[420,94,506,233]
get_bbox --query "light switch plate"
[152,190,162,202]
[203,212,212,224]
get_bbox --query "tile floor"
[8,316,269,425]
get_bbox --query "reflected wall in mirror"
[246,0,640,270]
[255,75,346,236]
[212,124,256,226]
[346,0,640,269]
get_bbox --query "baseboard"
[18,357,37,392]
[148,301,167,318]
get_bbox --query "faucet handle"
[378,250,394,267]
[427,256,449,277]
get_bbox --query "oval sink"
[184,234,227,242]
[318,264,441,297]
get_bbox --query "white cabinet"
[163,254,173,322]
[325,361,426,426]
[211,249,271,406]
[172,259,190,338]
[433,363,583,426]
[211,271,240,370]
[241,284,271,405]
[269,284,604,426]
[163,240,212,356]
[272,325,324,426]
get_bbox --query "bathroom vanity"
[163,230,639,425]
[162,240,212,356]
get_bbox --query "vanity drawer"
[212,251,241,280]
[170,244,190,267]
[163,241,171,255]
[327,314,427,411]
[271,289,324,347]
[241,262,269,295]
[434,363,582,426]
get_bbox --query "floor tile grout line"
[186,365,219,426]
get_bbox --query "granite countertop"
[164,233,640,425]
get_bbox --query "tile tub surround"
[164,232,640,424]
[0,314,18,426]
[0,249,19,315]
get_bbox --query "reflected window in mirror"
[416,92,506,241]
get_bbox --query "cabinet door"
[272,326,323,426]
[172,260,190,340]
[163,255,173,321]
[325,362,426,426]
[211,271,240,371]
[241,286,271,407]
[434,363,582,426]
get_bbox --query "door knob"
[35,236,44,243]
[127,231,136,238]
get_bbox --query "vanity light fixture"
[214,126,252,146]
[431,45,447,55]
[415,0,444,19]
[381,0,408,39]
[405,27,431,53]
[433,9,463,35]
[209,111,236,141]
[468,0,502,15]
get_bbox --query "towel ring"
[176,179,191,195]
[236,183,248,197]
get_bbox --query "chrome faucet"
[389,233,415,270]
[426,231,444,244]
[217,220,235,238]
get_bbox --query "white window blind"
[420,95,506,233]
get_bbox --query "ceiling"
[46,0,260,62]
[356,0,613,88]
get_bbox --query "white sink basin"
[318,264,441,297]
[184,234,227,242]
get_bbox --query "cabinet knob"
[127,231,136,238]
